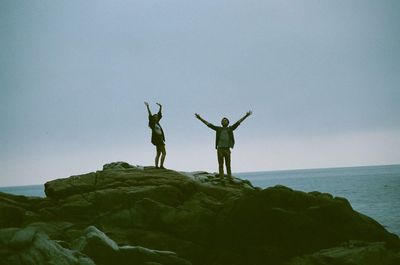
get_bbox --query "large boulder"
[72,225,191,265]
[0,226,94,265]
[210,185,400,264]
[0,193,43,228]
[288,240,400,265]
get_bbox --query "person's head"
[221,117,229,127]
[153,114,160,122]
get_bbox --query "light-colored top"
[154,124,163,135]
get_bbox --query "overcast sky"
[1,0,399,186]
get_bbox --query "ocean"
[0,184,45,197]
[1,164,399,236]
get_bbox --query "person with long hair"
[145,101,166,169]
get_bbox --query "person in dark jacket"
[145,101,166,169]
[195,111,252,180]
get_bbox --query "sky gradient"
[1,1,400,186]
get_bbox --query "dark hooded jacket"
[207,121,241,149]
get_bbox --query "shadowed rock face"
[1,162,399,265]
[287,240,400,265]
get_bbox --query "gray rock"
[288,240,400,265]
[103,161,141,171]
[72,225,191,265]
[72,225,119,260]
[8,226,37,249]
[0,226,95,265]
[119,245,191,265]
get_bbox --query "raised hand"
[236,110,252,125]
[144,101,152,115]
[195,113,201,119]
[156,102,162,107]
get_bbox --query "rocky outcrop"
[0,161,399,265]
[71,226,191,265]
[0,223,191,265]
[0,225,95,265]
[288,240,400,265]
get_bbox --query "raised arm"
[156,102,163,119]
[231,110,253,130]
[195,113,217,130]
[156,102,162,112]
[144,101,152,116]
[239,110,252,123]
[195,113,209,125]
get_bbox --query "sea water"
[237,164,400,236]
[0,184,45,197]
[1,164,399,235]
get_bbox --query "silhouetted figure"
[195,111,252,181]
[145,102,166,169]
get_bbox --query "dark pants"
[217,147,231,178]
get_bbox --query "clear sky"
[1,1,399,186]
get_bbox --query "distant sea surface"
[0,184,45,197]
[1,164,399,235]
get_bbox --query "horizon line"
[235,163,400,175]
[1,163,399,188]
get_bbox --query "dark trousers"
[217,147,231,178]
